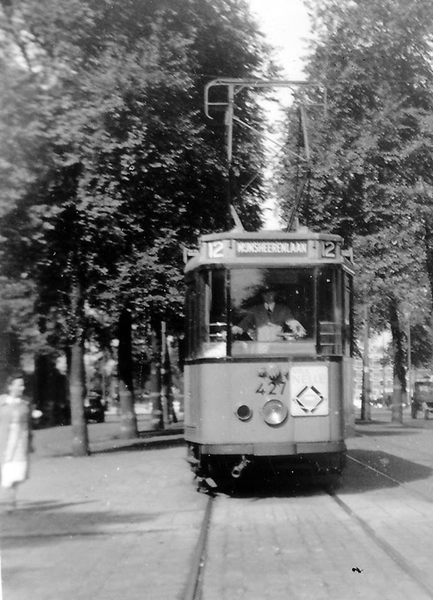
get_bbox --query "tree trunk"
[117,308,138,439]
[160,321,170,425]
[34,354,68,426]
[149,326,164,430]
[389,296,405,424]
[0,310,21,388]
[423,217,433,368]
[70,337,90,456]
[69,277,89,456]
[166,343,178,424]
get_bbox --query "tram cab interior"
[185,266,352,360]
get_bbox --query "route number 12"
[322,241,337,258]
[208,240,224,259]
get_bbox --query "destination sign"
[236,240,308,257]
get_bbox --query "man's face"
[263,290,275,304]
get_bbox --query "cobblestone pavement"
[3,410,433,600]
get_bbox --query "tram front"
[184,228,355,481]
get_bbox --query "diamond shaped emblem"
[294,385,324,414]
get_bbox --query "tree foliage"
[0,0,272,442]
[0,0,270,350]
[278,0,433,375]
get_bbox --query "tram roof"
[185,227,354,274]
[200,228,342,243]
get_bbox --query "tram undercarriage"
[188,443,347,483]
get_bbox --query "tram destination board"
[236,239,308,257]
[199,230,345,265]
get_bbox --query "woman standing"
[0,373,32,510]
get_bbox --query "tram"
[184,226,355,481]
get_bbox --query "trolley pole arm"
[204,78,327,118]
[286,170,310,231]
[203,78,327,230]
[225,83,235,165]
[299,104,311,163]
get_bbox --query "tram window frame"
[317,267,344,356]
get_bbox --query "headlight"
[236,404,253,421]
[262,399,288,426]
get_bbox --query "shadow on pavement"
[1,505,166,549]
[356,428,422,437]
[342,448,433,493]
[92,435,185,455]
[12,500,94,511]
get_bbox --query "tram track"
[181,494,214,600]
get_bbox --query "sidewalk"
[32,412,185,458]
[0,415,206,600]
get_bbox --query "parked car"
[411,379,433,419]
[84,391,106,423]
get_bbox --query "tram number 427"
[255,380,287,396]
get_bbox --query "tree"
[0,0,270,450]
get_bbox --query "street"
[2,408,433,599]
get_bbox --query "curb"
[91,428,185,454]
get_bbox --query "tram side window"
[317,268,343,355]
[207,269,227,344]
[187,269,227,358]
[185,278,198,358]
[343,272,353,357]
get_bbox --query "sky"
[248,0,311,79]
[246,0,312,228]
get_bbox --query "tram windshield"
[185,266,350,359]
[231,268,314,355]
